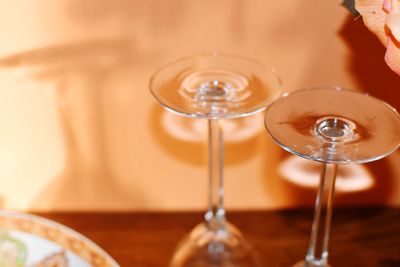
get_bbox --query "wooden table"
[38,207,400,267]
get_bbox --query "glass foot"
[169,221,261,267]
[293,260,331,267]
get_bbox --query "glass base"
[264,87,400,164]
[169,220,261,267]
[293,260,331,267]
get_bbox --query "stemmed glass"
[150,53,281,266]
[264,87,400,267]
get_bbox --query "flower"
[355,0,400,75]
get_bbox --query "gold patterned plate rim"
[0,209,120,267]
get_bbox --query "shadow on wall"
[0,39,150,211]
[340,16,400,110]
[0,0,301,211]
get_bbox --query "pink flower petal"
[385,37,400,75]
[386,13,400,41]
[355,0,388,45]
[383,0,392,12]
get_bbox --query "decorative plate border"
[0,210,120,267]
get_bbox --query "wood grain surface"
[38,207,400,267]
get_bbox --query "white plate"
[0,210,120,267]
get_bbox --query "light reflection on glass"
[279,156,374,192]
[161,110,264,142]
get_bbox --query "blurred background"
[0,0,399,212]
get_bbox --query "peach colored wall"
[0,0,399,211]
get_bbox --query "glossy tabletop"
[36,207,400,267]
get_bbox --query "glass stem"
[305,163,338,267]
[204,119,226,228]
